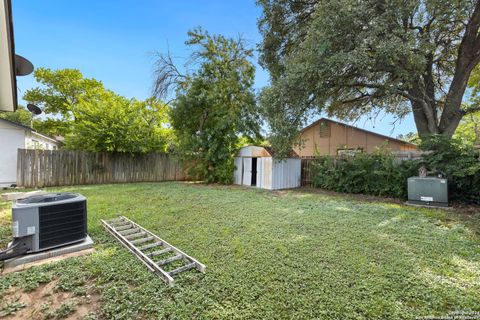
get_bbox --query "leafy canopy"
[24,68,172,153]
[66,94,172,153]
[0,106,32,127]
[258,0,480,155]
[24,68,105,120]
[153,28,260,183]
[455,65,480,145]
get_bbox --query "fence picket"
[16,150,187,188]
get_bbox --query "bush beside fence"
[304,141,480,204]
[309,152,419,199]
[17,149,187,188]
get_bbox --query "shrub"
[312,147,418,198]
[419,136,480,204]
[310,139,480,204]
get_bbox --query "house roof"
[0,117,33,131]
[301,118,417,147]
[0,118,58,143]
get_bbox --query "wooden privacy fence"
[17,149,187,188]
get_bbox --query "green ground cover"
[0,182,479,319]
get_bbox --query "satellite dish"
[27,103,42,115]
[15,54,34,76]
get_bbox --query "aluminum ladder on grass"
[101,216,206,286]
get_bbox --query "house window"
[31,139,40,149]
[318,122,331,138]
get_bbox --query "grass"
[0,182,479,319]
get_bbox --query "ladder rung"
[102,216,206,286]
[157,254,183,266]
[148,247,172,257]
[112,221,130,227]
[138,241,163,251]
[125,232,146,240]
[115,225,133,231]
[131,236,154,245]
[119,228,140,236]
[168,262,196,276]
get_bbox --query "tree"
[396,132,419,144]
[454,112,480,145]
[153,28,260,183]
[24,68,105,120]
[455,65,480,145]
[65,92,172,153]
[23,68,108,137]
[258,0,480,154]
[0,106,32,127]
[24,67,172,152]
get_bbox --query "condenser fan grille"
[38,200,87,249]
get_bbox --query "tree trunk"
[411,100,434,139]
[438,1,480,137]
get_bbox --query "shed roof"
[238,145,299,158]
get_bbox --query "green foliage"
[44,301,76,319]
[396,132,420,144]
[162,28,260,183]
[66,93,172,153]
[23,67,173,152]
[454,112,480,145]
[24,68,104,120]
[0,300,27,317]
[419,136,480,204]
[257,0,480,153]
[1,183,479,318]
[31,118,69,138]
[455,65,480,145]
[311,138,480,204]
[311,148,418,198]
[0,106,32,127]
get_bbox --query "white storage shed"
[233,146,301,190]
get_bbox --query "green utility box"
[407,177,448,207]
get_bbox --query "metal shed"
[233,146,301,190]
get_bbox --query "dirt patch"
[0,279,100,319]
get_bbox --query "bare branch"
[152,50,186,100]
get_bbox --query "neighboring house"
[294,118,417,157]
[0,118,59,187]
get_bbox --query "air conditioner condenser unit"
[0,193,88,261]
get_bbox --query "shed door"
[233,157,243,185]
[242,157,252,186]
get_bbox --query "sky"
[11,0,416,138]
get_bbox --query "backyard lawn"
[0,182,479,319]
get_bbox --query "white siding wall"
[271,158,301,190]
[0,122,25,186]
[25,131,58,150]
